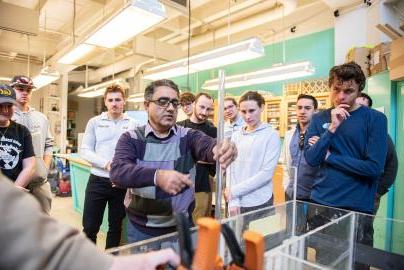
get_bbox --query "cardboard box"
[390,37,404,81]
[370,42,391,76]
[345,47,370,77]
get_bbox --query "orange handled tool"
[221,224,265,270]
[174,213,221,270]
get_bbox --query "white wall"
[335,0,403,64]
[335,7,368,64]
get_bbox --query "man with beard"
[177,92,217,222]
[0,84,35,191]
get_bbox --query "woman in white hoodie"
[225,91,281,216]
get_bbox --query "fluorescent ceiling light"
[32,68,60,89]
[0,77,11,82]
[127,92,144,103]
[85,0,166,48]
[58,44,95,65]
[78,78,124,98]
[143,37,265,80]
[202,61,315,90]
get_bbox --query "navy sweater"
[304,106,387,213]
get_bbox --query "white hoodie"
[226,122,281,208]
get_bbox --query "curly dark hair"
[328,62,366,91]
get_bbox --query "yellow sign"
[0,88,11,96]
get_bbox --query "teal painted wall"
[169,28,335,97]
[392,81,404,253]
[367,74,404,254]
[366,71,396,250]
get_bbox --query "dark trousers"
[83,174,126,249]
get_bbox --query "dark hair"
[358,92,373,108]
[194,92,213,103]
[239,91,265,107]
[224,96,237,106]
[179,92,195,104]
[144,79,179,101]
[104,84,125,100]
[328,62,366,91]
[297,94,318,109]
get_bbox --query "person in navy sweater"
[304,62,387,268]
[305,62,387,214]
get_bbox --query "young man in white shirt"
[81,85,138,248]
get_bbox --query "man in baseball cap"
[0,84,21,107]
[10,75,36,90]
[0,84,35,190]
[11,75,54,214]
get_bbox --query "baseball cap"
[10,75,36,89]
[0,84,20,107]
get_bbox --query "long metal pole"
[214,69,225,220]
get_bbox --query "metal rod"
[214,69,225,220]
[291,166,298,237]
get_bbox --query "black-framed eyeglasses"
[299,133,305,150]
[149,97,180,108]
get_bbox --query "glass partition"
[107,162,404,269]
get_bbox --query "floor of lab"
[50,195,106,250]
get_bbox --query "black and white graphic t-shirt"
[0,121,34,181]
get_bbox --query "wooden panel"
[273,164,285,205]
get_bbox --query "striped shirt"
[110,123,216,235]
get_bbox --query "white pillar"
[60,73,68,153]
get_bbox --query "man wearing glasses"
[282,94,319,201]
[177,93,217,223]
[110,79,237,243]
[178,91,195,121]
[223,97,244,139]
[11,75,54,214]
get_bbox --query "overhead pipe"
[178,0,297,50]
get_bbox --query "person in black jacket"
[177,92,217,222]
[356,92,398,214]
